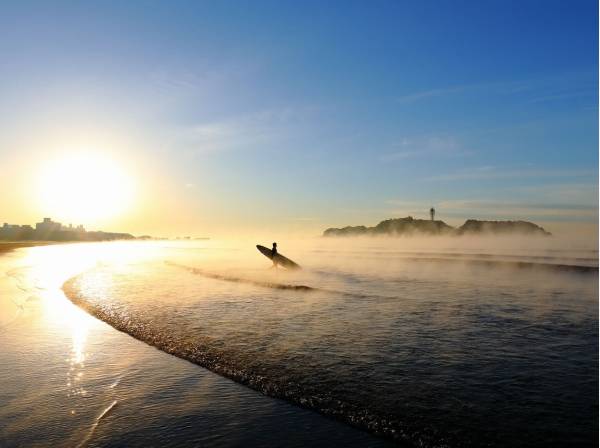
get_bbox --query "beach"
[0,241,62,253]
[1,238,596,446]
[0,242,391,448]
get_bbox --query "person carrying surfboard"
[256,243,301,270]
[271,242,278,268]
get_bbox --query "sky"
[0,0,597,237]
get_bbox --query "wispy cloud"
[396,79,533,104]
[426,166,595,182]
[290,217,318,222]
[149,62,259,96]
[510,182,598,203]
[386,198,598,221]
[185,120,269,153]
[380,136,472,161]
[527,89,595,104]
[439,199,598,221]
[396,85,470,104]
[396,71,597,105]
[165,107,309,155]
[439,199,596,214]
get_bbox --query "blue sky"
[0,1,597,235]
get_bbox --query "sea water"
[0,243,392,448]
[54,238,599,447]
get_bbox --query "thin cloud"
[396,79,533,104]
[527,90,595,104]
[437,199,598,221]
[385,198,598,222]
[396,85,469,104]
[168,107,306,155]
[426,167,595,182]
[396,72,596,105]
[380,136,472,161]
[438,199,596,212]
[509,182,599,203]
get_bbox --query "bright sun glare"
[37,152,135,223]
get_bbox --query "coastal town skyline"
[0,217,135,242]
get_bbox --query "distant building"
[35,217,62,233]
[62,223,85,233]
[0,223,34,239]
[1,217,130,242]
[2,222,32,230]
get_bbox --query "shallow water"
[59,239,598,447]
[0,243,392,448]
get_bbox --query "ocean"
[1,239,597,447]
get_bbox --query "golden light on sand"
[36,152,135,223]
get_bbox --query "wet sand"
[0,241,60,253]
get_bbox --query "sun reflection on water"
[15,242,162,404]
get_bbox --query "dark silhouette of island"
[456,219,551,236]
[0,217,135,242]
[323,216,551,237]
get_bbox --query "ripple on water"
[63,255,598,447]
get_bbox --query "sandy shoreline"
[0,241,68,254]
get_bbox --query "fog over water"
[0,243,392,448]
[60,236,598,447]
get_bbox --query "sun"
[36,152,135,223]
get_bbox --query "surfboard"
[256,245,301,270]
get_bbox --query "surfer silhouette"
[256,243,300,270]
[271,242,278,268]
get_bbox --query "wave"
[1,267,39,332]
[369,250,598,264]
[165,259,597,308]
[310,252,598,273]
[62,275,434,446]
[76,400,118,448]
[62,257,598,447]
[395,257,598,272]
[165,261,393,299]
[166,261,318,291]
